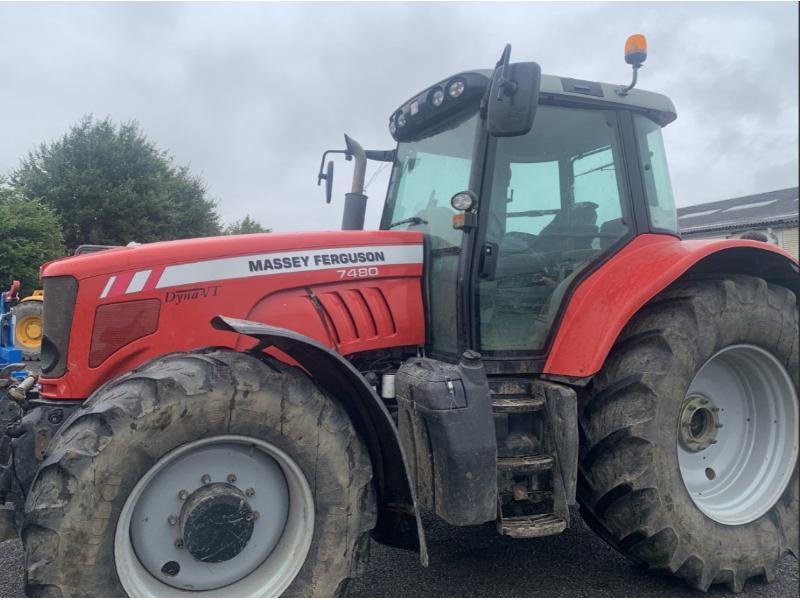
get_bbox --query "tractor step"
[497,453,554,472]
[490,378,546,415]
[499,513,568,538]
[491,396,545,413]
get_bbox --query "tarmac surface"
[2,509,797,597]
[2,362,798,597]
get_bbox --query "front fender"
[211,315,428,565]
[545,234,798,378]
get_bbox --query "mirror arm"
[364,149,396,162]
[317,149,351,186]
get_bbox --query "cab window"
[633,114,678,233]
[479,105,630,353]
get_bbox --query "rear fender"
[211,315,428,564]
[544,234,799,378]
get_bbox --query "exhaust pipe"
[341,134,368,230]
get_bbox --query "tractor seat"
[532,202,599,253]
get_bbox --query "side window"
[573,146,625,243]
[504,162,561,235]
[634,114,678,232]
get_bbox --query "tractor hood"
[39,229,426,400]
[42,230,424,281]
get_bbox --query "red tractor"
[1,38,797,596]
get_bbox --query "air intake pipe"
[341,134,368,230]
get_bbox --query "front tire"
[578,275,798,592]
[23,349,376,597]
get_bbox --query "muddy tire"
[23,349,376,597]
[578,275,798,592]
[11,301,42,361]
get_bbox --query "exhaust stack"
[341,134,368,230]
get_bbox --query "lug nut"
[167,515,177,526]
[716,423,724,428]
[201,474,211,485]
[178,489,188,501]
[245,512,255,522]
[175,538,184,549]
[227,473,237,483]
[245,488,255,497]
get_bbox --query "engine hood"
[42,230,424,280]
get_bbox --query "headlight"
[397,112,407,127]
[450,190,477,211]
[389,119,397,135]
[448,79,466,98]
[430,88,445,107]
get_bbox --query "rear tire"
[578,275,798,592]
[11,301,42,361]
[23,349,376,597]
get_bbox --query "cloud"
[0,2,796,231]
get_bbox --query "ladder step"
[497,453,554,471]
[500,513,567,538]
[492,396,545,413]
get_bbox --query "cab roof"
[474,69,677,126]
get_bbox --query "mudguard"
[211,315,429,565]
[545,234,799,378]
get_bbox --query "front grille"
[41,276,78,377]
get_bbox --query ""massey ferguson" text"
[248,250,386,272]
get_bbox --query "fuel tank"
[39,230,425,399]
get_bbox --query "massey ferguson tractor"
[1,37,797,597]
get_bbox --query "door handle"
[479,242,499,280]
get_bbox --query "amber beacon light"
[617,34,648,96]
[624,34,648,66]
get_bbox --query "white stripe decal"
[100,275,116,299]
[156,244,423,290]
[126,270,152,294]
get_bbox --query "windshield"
[381,109,479,355]
[381,111,479,249]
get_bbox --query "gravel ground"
[2,510,797,597]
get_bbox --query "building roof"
[678,186,799,234]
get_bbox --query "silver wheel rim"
[115,435,314,596]
[678,344,798,525]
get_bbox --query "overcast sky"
[1,2,797,232]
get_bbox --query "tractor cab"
[378,41,678,368]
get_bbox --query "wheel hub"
[678,394,720,452]
[115,436,314,595]
[179,482,256,563]
[16,316,42,348]
[677,345,798,525]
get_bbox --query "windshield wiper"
[388,216,428,229]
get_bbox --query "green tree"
[224,215,270,235]
[12,116,221,249]
[0,178,66,296]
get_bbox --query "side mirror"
[487,45,541,137]
[319,160,334,204]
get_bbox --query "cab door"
[474,104,636,362]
